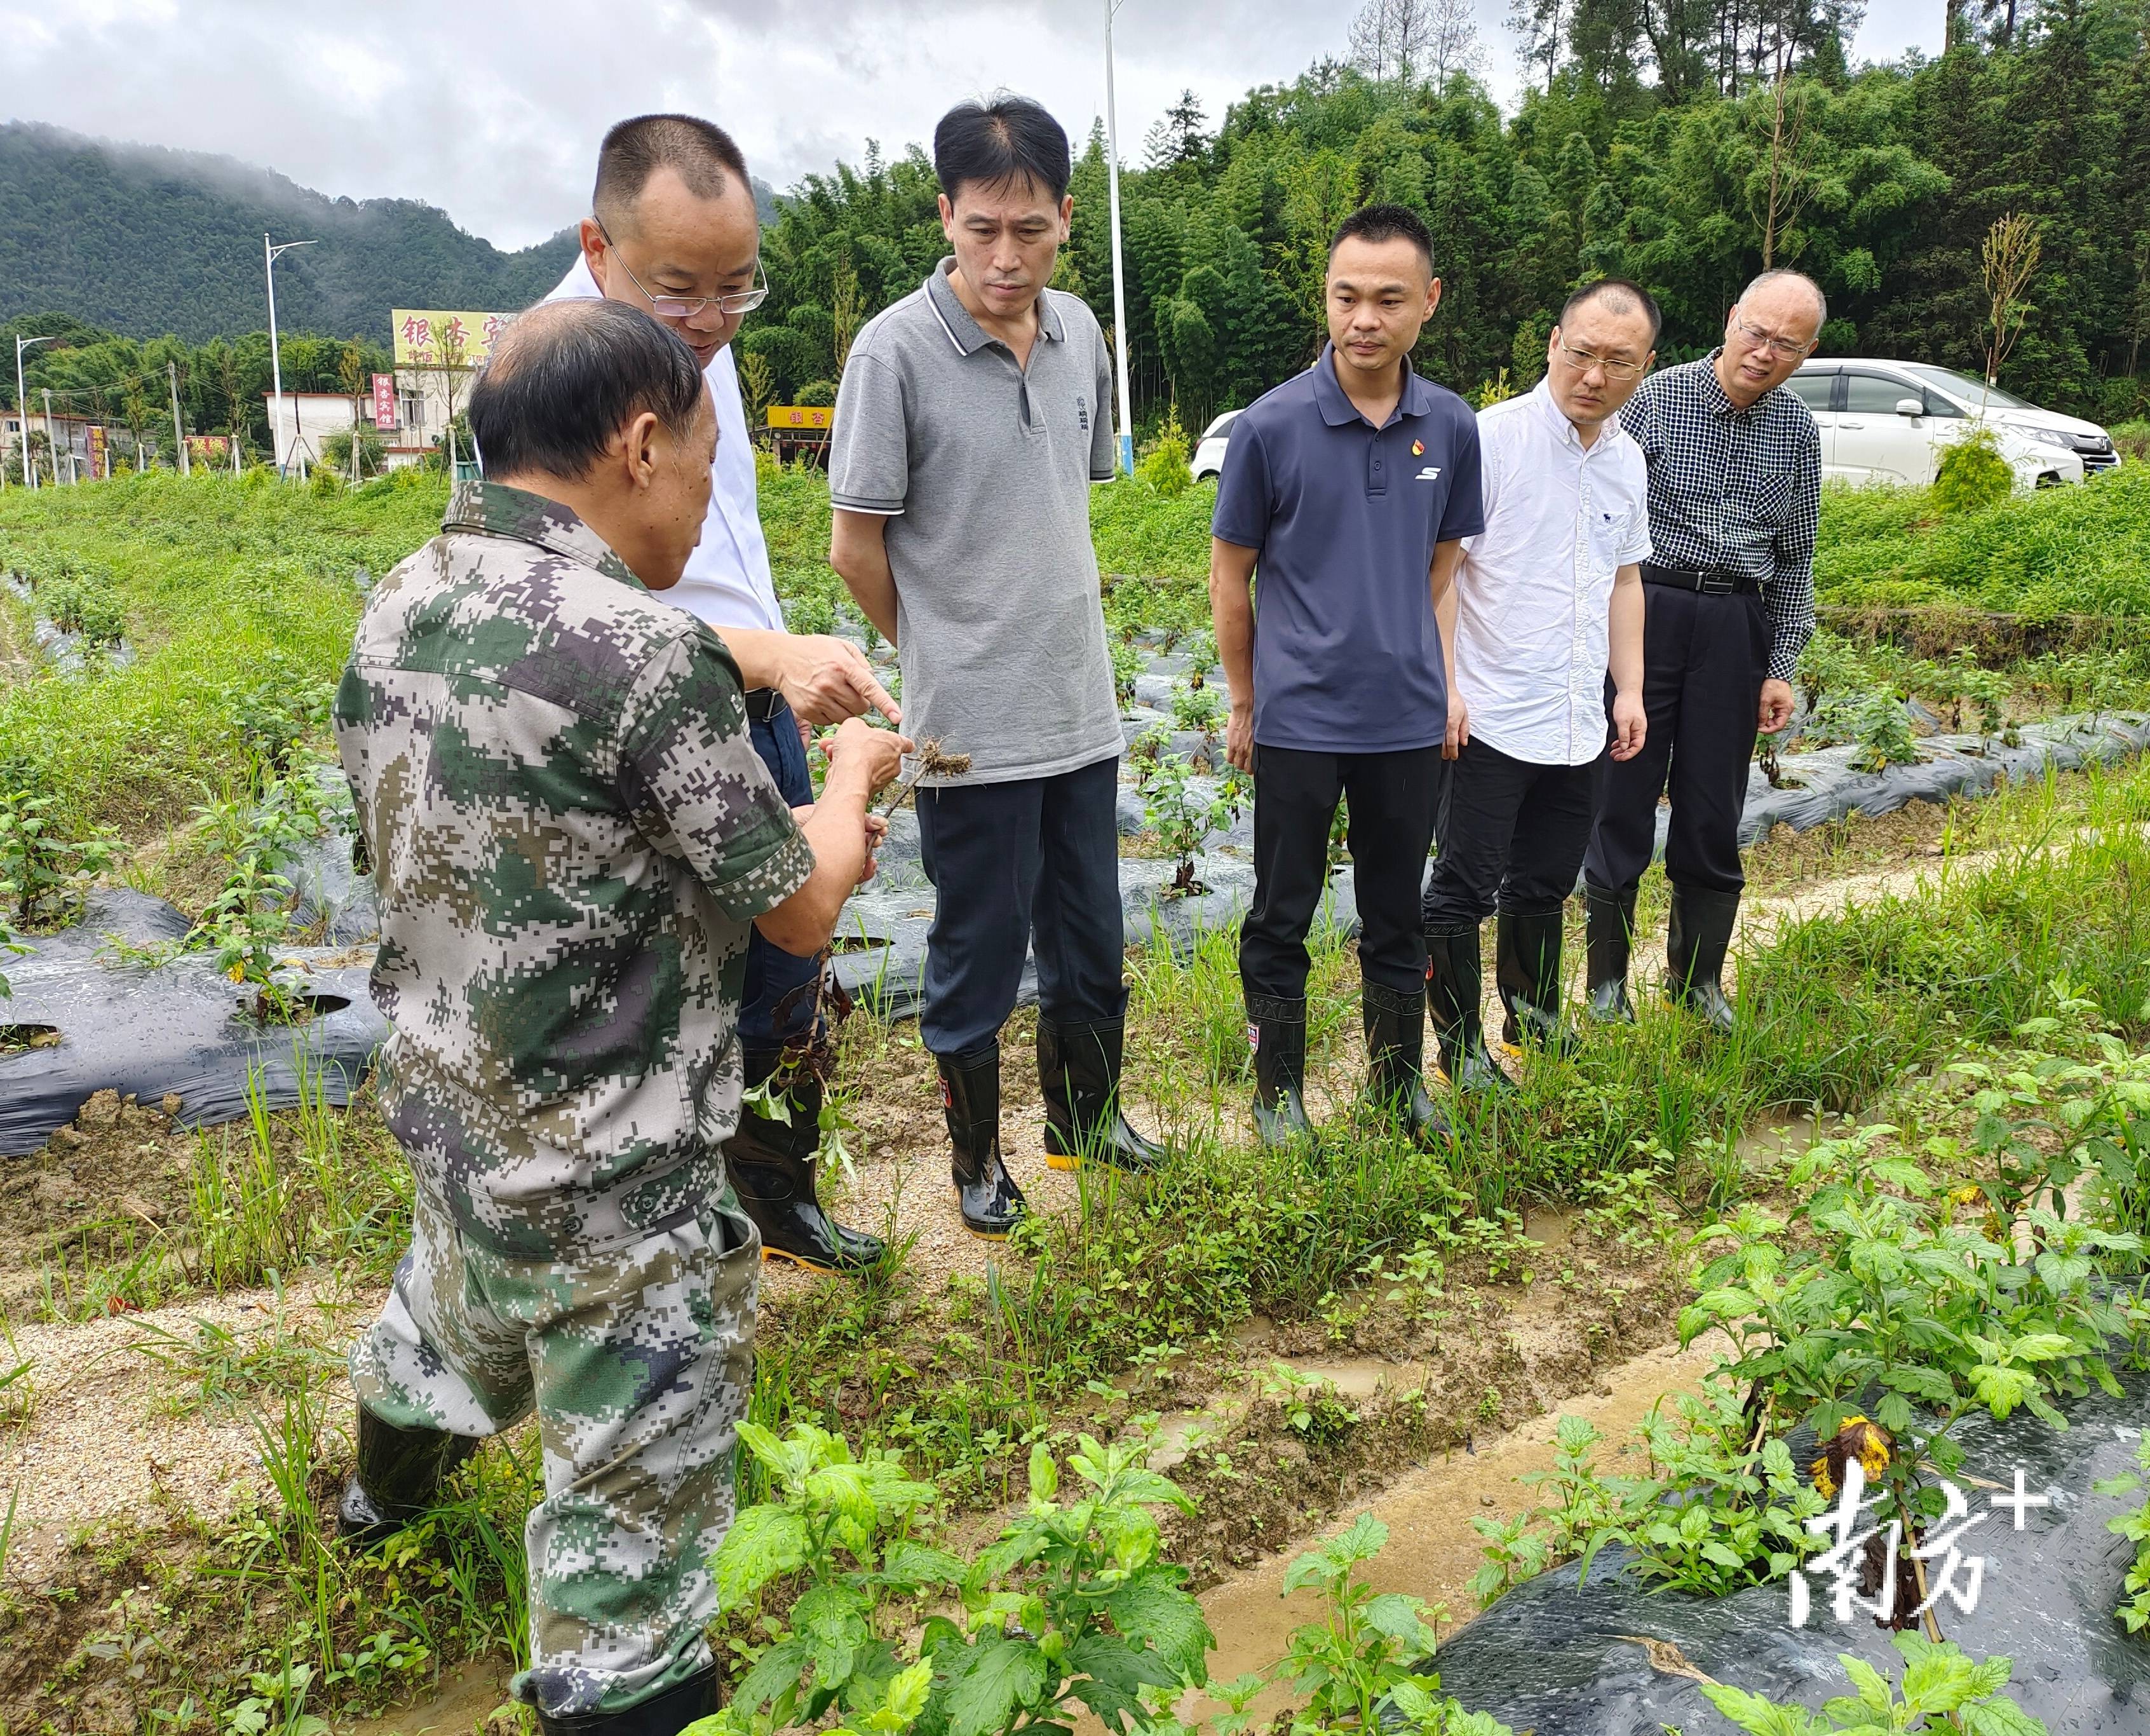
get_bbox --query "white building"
[265,385,441,475]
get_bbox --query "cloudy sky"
[7,0,1943,250]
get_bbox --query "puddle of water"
[1186,1331,1729,1727]
[340,1658,512,1736]
[1521,1203,1580,1249]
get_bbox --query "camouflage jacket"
[336,482,812,1261]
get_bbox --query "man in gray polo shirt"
[828,94,1162,1240]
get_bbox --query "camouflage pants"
[350,1186,758,1716]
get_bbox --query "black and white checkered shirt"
[1618,352,1821,681]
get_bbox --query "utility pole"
[264,232,318,477]
[15,334,56,489]
[169,360,191,477]
[1104,0,1136,478]
[43,390,67,484]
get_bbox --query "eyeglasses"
[594,219,769,318]
[1729,313,1816,361]
[1554,338,1648,382]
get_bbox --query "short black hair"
[1558,278,1663,346]
[593,114,750,229]
[933,93,1071,205]
[471,299,708,484]
[1328,204,1435,273]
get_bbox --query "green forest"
[0,123,584,344]
[743,0,2150,430]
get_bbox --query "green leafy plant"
[1515,1414,1624,1562]
[1466,1510,1548,1610]
[700,1425,1214,1736]
[1700,1631,2046,1735]
[1942,1013,2150,1240]
[1170,682,1225,738]
[703,1420,949,1730]
[2095,1432,2150,1633]
[1942,650,2013,743]
[1680,1116,2137,1548]
[1255,1363,1361,1450]
[1837,691,1921,773]
[1609,1384,1827,1596]
[1933,428,2015,515]
[226,660,336,789]
[192,856,301,1021]
[40,574,126,646]
[0,788,117,928]
[1112,639,1150,710]
[1134,753,1245,898]
[1268,1514,1507,1736]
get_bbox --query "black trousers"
[1421,736,1600,930]
[1584,583,1768,898]
[1240,743,1443,1008]
[916,754,1127,1059]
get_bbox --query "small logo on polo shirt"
[1416,465,1443,481]
[1077,396,1090,431]
[1410,439,1424,456]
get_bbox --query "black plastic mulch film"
[4,707,2148,1156]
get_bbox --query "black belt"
[1641,562,1762,597]
[743,688,785,722]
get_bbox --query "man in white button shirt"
[1421,280,1657,1090]
[548,114,897,1275]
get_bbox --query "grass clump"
[1930,425,2014,515]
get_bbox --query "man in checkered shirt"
[1581,269,1824,1031]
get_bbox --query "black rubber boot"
[1039,1018,1166,1174]
[938,1045,1027,1238]
[337,1405,480,1545]
[1423,925,1513,1094]
[1583,883,1637,1025]
[727,1047,885,1274]
[1360,980,1450,1146]
[1247,994,1315,1148]
[1667,883,1741,1033]
[534,1667,719,1736]
[1496,909,1577,1056]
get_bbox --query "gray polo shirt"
[829,259,1123,787]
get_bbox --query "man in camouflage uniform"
[334,298,906,1736]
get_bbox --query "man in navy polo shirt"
[1210,203,1484,1148]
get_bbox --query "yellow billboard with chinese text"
[392,310,514,368]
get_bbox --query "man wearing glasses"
[1581,268,1825,1031]
[1421,280,1657,1090]
[548,114,898,1275]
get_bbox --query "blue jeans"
[740,696,822,1051]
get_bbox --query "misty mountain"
[0,121,779,345]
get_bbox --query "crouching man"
[332,298,907,1735]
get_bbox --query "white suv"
[1787,360,2116,491]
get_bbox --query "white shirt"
[544,256,786,634]
[1454,378,1653,766]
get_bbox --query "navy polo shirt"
[1212,345,1484,754]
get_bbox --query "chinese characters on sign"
[86,424,107,481]
[1788,1464,2052,1628]
[372,373,397,431]
[389,309,513,369]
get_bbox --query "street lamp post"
[15,334,57,489]
[264,233,318,477]
[1104,0,1136,478]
